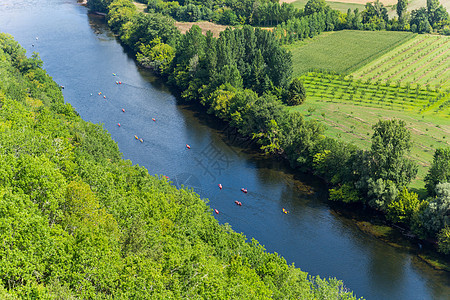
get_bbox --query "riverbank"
[357,220,450,272]
[102,0,450,262]
[331,204,450,273]
[3,0,449,297]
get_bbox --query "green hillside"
[0,33,360,299]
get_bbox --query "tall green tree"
[304,0,328,15]
[280,112,324,168]
[427,0,440,19]
[421,182,450,235]
[425,147,450,196]
[369,119,417,188]
[437,226,450,254]
[87,0,113,13]
[362,0,389,28]
[410,7,432,32]
[387,187,423,225]
[285,78,306,106]
[396,0,408,20]
[426,0,450,28]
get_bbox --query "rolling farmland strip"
[383,38,448,82]
[287,30,415,76]
[352,34,450,90]
[353,35,429,79]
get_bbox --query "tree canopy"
[0,32,362,299]
[425,147,450,196]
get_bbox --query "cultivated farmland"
[287,30,416,77]
[290,72,450,189]
[352,34,450,90]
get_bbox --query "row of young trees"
[0,33,363,298]
[146,0,302,26]
[273,0,450,45]
[138,0,450,38]
[102,0,450,254]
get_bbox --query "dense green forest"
[0,33,364,298]
[89,0,450,255]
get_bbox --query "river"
[0,1,449,299]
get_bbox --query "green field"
[290,0,365,12]
[286,30,416,77]
[290,72,450,189]
[352,34,450,90]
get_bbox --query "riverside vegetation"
[91,0,450,256]
[0,33,362,298]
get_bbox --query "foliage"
[136,38,175,74]
[425,147,450,196]
[329,183,360,203]
[410,7,433,33]
[396,0,408,21]
[426,0,450,29]
[0,31,363,299]
[168,25,292,100]
[362,0,389,30]
[386,187,423,225]
[118,11,180,51]
[87,0,113,13]
[304,0,329,15]
[107,0,137,34]
[90,0,450,265]
[293,69,449,191]
[279,111,324,168]
[146,0,302,26]
[437,226,450,254]
[367,178,399,211]
[420,182,450,235]
[369,119,417,188]
[285,78,307,106]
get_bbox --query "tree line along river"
[0,0,449,298]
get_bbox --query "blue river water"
[0,1,449,299]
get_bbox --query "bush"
[329,183,360,203]
[285,78,306,106]
[438,226,450,254]
[386,187,422,226]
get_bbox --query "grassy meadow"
[290,72,450,189]
[286,30,416,77]
[352,34,450,90]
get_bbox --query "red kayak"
[186,144,191,149]
[218,184,222,189]
[214,209,219,214]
